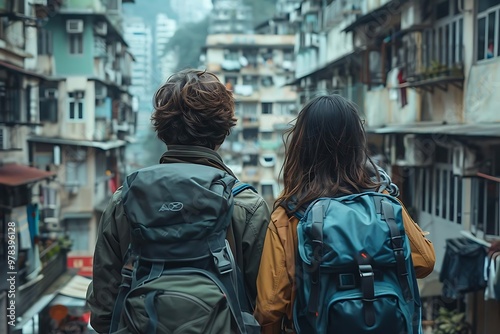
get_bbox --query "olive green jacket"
[86,146,270,333]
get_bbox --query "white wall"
[465,60,500,123]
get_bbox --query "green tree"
[245,0,276,26]
[165,18,210,71]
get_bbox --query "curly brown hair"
[151,69,236,149]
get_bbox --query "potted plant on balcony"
[450,64,464,77]
[429,61,447,78]
[434,307,471,334]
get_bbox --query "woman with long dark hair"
[254,95,436,334]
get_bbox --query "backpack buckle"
[358,264,374,278]
[213,250,233,275]
[338,273,356,290]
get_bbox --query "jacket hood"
[159,145,236,177]
[367,163,400,197]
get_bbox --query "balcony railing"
[17,241,68,316]
[399,30,465,91]
[323,0,362,29]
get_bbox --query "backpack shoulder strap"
[232,181,257,197]
[280,199,307,221]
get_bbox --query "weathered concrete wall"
[465,60,500,123]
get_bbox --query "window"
[107,0,120,11]
[471,176,500,236]
[38,29,53,55]
[479,0,500,12]
[437,0,450,19]
[240,103,257,116]
[94,36,106,57]
[225,76,237,90]
[242,153,258,166]
[65,160,87,186]
[261,76,273,87]
[260,132,273,140]
[242,75,259,89]
[420,165,462,224]
[477,0,500,60]
[65,219,90,252]
[261,103,272,114]
[39,88,58,122]
[68,92,84,120]
[261,183,275,197]
[224,50,239,61]
[69,34,83,55]
[276,103,297,115]
[426,7,464,69]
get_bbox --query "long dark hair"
[276,94,380,212]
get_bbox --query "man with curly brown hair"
[86,69,270,333]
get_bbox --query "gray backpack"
[109,163,260,334]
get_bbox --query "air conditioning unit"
[94,21,107,36]
[0,126,9,150]
[44,217,61,231]
[74,90,85,99]
[397,134,433,167]
[311,34,321,48]
[452,145,477,176]
[260,154,277,168]
[44,88,58,99]
[66,19,84,34]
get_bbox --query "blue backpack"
[290,192,422,334]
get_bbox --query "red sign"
[67,256,94,278]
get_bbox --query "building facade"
[203,33,297,208]
[0,0,136,332]
[154,13,177,86]
[287,0,500,332]
[209,0,254,34]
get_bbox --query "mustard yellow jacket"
[254,198,436,334]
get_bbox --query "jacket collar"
[159,145,236,177]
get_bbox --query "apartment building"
[202,33,297,207]
[29,0,136,276]
[209,0,254,34]
[154,13,177,85]
[288,0,500,332]
[0,1,136,332]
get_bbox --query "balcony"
[17,239,70,316]
[241,166,260,183]
[399,29,465,92]
[301,0,320,16]
[323,0,362,29]
[61,0,105,13]
[241,116,259,128]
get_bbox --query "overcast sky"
[124,0,212,22]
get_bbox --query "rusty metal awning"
[369,122,500,137]
[0,60,46,79]
[29,136,127,150]
[0,163,55,187]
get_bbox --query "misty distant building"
[155,13,178,84]
[171,0,212,25]
[202,33,297,207]
[209,0,253,34]
[124,17,154,107]
[255,0,301,35]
